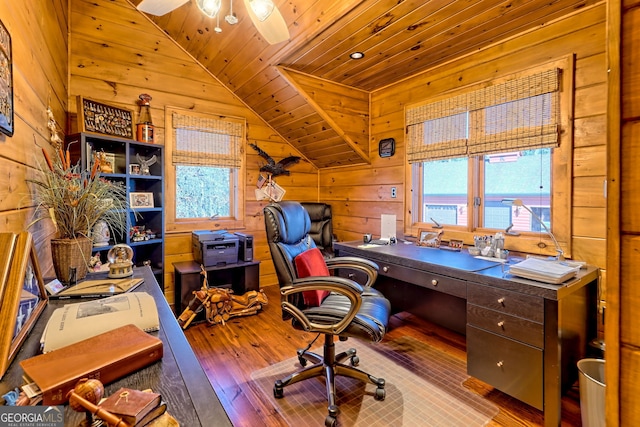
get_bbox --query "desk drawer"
[467,304,544,348]
[467,325,543,410]
[378,264,467,298]
[467,283,543,323]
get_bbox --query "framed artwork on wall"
[0,19,13,137]
[77,96,134,139]
[0,232,48,379]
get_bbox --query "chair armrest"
[281,276,363,335]
[325,256,379,287]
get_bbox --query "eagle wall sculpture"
[249,143,300,177]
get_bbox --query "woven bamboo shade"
[171,112,244,168]
[406,68,560,163]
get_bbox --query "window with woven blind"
[406,69,559,162]
[165,108,246,232]
[404,58,573,259]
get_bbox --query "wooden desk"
[0,266,232,427]
[334,241,599,427]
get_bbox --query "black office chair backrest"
[264,202,317,289]
[301,202,334,257]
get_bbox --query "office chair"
[263,201,390,427]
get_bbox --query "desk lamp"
[501,198,564,261]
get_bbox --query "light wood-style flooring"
[183,285,582,426]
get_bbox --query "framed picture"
[130,192,154,208]
[77,96,134,139]
[0,232,48,379]
[0,20,13,137]
[129,163,141,175]
[416,229,442,247]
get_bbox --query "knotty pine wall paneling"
[0,1,68,276]
[617,0,640,423]
[323,3,608,314]
[69,0,319,304]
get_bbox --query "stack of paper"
[508,258,580,284]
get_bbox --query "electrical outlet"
[391,187,397,198]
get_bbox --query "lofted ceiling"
[131,0,597,169]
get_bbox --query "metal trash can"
[578,358,606,427]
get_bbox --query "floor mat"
[250,336,499,426]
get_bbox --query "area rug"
[250,336,499,426]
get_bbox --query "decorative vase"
[92,220,111,247]
[50,237,93,284]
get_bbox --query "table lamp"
[501,198,564,260]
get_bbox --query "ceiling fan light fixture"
[249,0,275,22]
[196,0,222,18]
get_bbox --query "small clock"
[378,138,395,158]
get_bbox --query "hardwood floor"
[183,285,582,426]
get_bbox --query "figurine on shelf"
[89,253,102,272]
[136,153,157,175]
[95,151,113,173]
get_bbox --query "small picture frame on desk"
[417,229,442,247]
[130,192,154,208]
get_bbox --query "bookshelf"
[66,132,165,286]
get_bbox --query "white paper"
[380,214,396,241]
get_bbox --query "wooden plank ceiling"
[131,0,598,169]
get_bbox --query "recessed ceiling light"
[350,52,365,60]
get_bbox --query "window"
[406,60,573,257]
[165,108,245,232]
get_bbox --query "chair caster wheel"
[350,355,359,366]
[375,387,385,401]
[298,355,308,367]
[274,381,284,399]
[325,415,336,427]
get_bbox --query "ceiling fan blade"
[137,0,189,16]
[243,0,290,45]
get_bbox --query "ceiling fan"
[136,0,290,44]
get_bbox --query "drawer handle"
[431,279,438,286]
[497,297,505,305]
[496,361,504,368]
[382,266,389,273]
[497,321,505,329]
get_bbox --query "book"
[52,277,144,298]
[20,324,163,405]
[98,388,163,426]
[41,292,159,353]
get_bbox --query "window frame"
[164,107,246,233]
[404,57,574,258]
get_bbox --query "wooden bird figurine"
[249,143,300,177]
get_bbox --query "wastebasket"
[578,358,605,427]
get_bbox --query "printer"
[192,230,239,267]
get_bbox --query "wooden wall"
[0,1,68,273]
[617,0,640,423]
[322,4,608,293]
[68,0,319,305]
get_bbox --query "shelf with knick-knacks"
[67,132,165,286]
